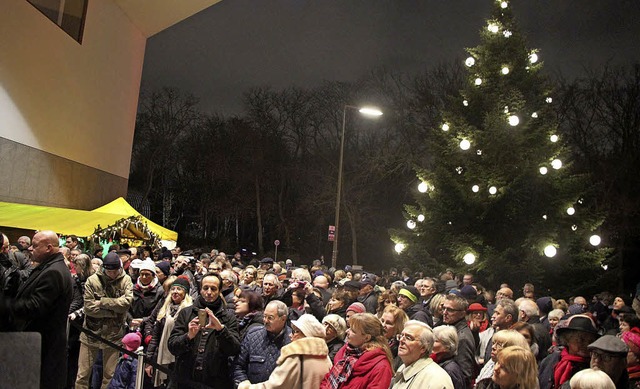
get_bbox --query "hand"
[238,380,251,389]
[145,364,153,378]
[303,283,314,296]
[205,308,224,331]
[187,317,200,339]
[130,318,143,328]
[68,312,77,321]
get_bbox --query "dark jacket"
[130,282,164,320]
[404,303,434,327]
[453,318,477,387]
[232,325,292,385]
[439,356,467,389]
[538,349,589,389]
[358,291,379,314]
[107,356,138,389]
[238,311,264,340]
[3,252,73,389]
[327,337,345,363]
[168,297,241,389]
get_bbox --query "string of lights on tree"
[392,0,608,276]
[90,216,161,248]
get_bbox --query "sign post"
[274,240,280,261]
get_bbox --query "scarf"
[154,303,183,386]
[628,365,640,380]
[326,345,364,389]
[553,348,589,388]
[197,295,224,313]
[136,276,158,292]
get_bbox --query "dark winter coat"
[238,311,264,340]
[327,337,345,362]
[538,349,589,389]
[439,356,467,389]
[358,291,379,314]
[452,318,477,387]
[168,296,240,389]
[107,356,138,389]
[404,303,434,327]
[130,282,164,319]
[2,252,73,389]
[232,325,292,385]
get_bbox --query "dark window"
[27,0,88,43]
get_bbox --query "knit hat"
[535,297,552,315]
[130,259,144,269]
[322,314,347,340]
[291,314,326,338]
[260,257,274,264]
[171,276,191,292]
[622,329,640,356]
[285,259,293,266]
[160,250,173,260]
[122,332,141,352]
[102,252,122,270]
[137,259,156,274]
[588,334,629,356]
[399,287,419,303]
[155,261,171,277]
[460,285,477,300]
[346,302,366,314]
[568,303,586,315]
[445,280,458,291]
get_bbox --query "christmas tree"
[393,0,609,293]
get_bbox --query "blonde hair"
[349,313,393,365]
[492,329,530,350]
[382,304,409,337]
[496,346,539,389]
[157,280,193,321]
[429,294,446,317]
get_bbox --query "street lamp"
[332,104,383,269]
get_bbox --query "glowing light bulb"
[407,220,416,229]
[531,112,538,118]
[417,214,425,222]
[463,100,469,106]
[463,253,476,265]
[539,167,548,175]
[544,245,557,258]
[460,139,471,150]
[476,149,482,155]
[503,30,512,38]
[465,57,475,67]
[529,53,539,64]
[551,159,562,169]
[488,23,499,33]
[550,135,559,142]
[418,182,428,193]
[394,243,405,253]
[508,115,519,126]
[442,123,450,131]
[546,97,553,103]
[472,185,480,193]
[501,66,510,75]
[475,78,482,86]
[590,235,601,246]
[542,215,547,220]
[571,225,578,231]
[489,186,497,195]
[602,264,608,270]
[500,1,508,9]
[567,207,575,215]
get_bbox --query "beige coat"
[240,336,332,389]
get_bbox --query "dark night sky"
[141,1,640,115]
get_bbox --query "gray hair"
[518,299,540,318]
[404,320,434,356]
[433,325,458,355]
[220,270,238,285]
[548,309,564,321]
[263,273,281,288]
[291,268,311,282]
[497,298,519,321]
[267,300,288,318]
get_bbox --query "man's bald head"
[313,275,329,289]
[496,287,513,301]
[30,230,60,263]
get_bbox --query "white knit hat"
[291,314,325,338]
[136,259,157,274]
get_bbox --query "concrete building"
[0,0,220,209]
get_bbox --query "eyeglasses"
[442,307,463,312]
[591,351,619,363]
[492,342,506,350]
[396,333,417,342]
[292,328,302,335]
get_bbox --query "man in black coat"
[168,273,241,389]
[1,230,73,389]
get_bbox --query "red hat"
[468,303,487,312]
[346,302,366,314]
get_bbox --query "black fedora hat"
[556,314,598,336]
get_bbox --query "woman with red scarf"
[538,314,598,389]
[320,312,393,389]
[622,328,640,388]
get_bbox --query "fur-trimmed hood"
[277,336,329,364]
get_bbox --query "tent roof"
[0,198,177,242]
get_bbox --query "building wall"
[0,0,146,209]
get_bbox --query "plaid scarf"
[326,345,364,389]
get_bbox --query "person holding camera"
[168,272,241,389]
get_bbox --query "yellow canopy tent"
[0,198,177,246]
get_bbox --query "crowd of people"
[1,231,639,389]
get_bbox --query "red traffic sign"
[274,240,280,246]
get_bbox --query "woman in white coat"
[238,314,332,389]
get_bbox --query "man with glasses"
[588,335,629,388]
[390,320,453,388]
[442,294,476,387]
[233,300,291,386]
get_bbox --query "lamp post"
[331,104,383,269]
